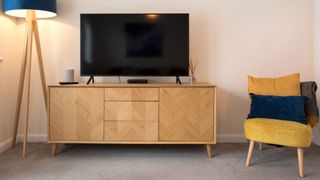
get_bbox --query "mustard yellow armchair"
[244,74,315,178]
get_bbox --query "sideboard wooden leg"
[206,144,212,158]
[51,143,57,157]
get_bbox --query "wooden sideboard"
[48,83,216,157]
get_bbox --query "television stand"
[87,76,95,85]
[176,76,182,85]
[48,83,216,157]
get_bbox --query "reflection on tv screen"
[125,23,163,58]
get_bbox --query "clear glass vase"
[189,74,196,85]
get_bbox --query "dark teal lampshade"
[4,0,57,18]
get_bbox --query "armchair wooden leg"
[297,148,304,178]
[246,140,255,167]
[259,142,263,151]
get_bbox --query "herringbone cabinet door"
[49,88,104,141]
[159,88,214,141]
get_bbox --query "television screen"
[80,14,189,76]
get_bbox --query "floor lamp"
[3,0,57,158]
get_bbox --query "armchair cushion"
[248,73,301,96]
[248,93,308,124]
[244,118,312,148]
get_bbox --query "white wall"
[40,0,313,142]
[0,0,316,152]
[0,0,19,153]
[313,0,320,145]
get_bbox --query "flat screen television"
[80,13,189,77]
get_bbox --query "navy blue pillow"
[248,93,308,124]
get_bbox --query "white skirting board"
[217,134,247,143]
[0,138,12,154]
[312,126,320,146]
[16,134,48,142]
[0,134,47,154]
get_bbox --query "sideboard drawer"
[105,88,159,101]
[105,102,158,121]
[104,122,158,141]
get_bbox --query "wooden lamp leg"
[246,140,255,166]
[298,148,304,178]
[12,10,47,158]
[22,11,35,158]
[22,53,32,158]
[11,12,36,148]
[33,20,48,109]
[12,31,30,148]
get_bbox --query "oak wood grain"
[49,88,104,141]
[159,88,214,141]
[105,88,158,101]
[104,122,158,141]
[105,102,158,121]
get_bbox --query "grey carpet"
[0,143,320,180]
